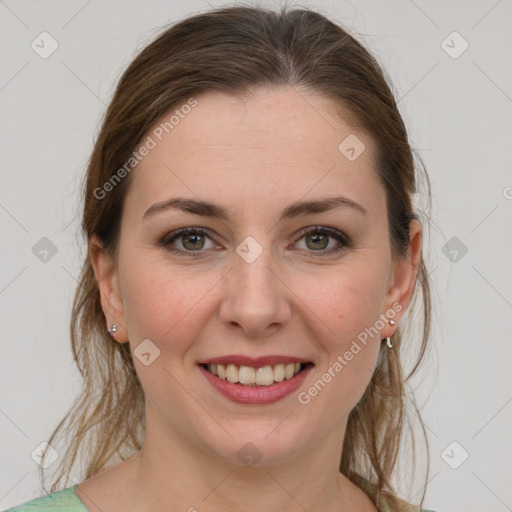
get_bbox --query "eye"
[160,227,218,256]
[294,226,351,257]
[160,226,351,258]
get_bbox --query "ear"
[381,219,423,338]
[89,234,129,343]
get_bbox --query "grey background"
[1,1,511,511]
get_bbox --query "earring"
[384,319,397,349]
[107,324,117,338]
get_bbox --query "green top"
[4,483,436,511]
[3,486,87,512]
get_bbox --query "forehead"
[126,86,384,220]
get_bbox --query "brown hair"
[41,4,433,510]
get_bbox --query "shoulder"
[2,485,88,512]
[377,491,438,512]
[356,476,438,512]
[378,492,438,512]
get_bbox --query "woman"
[7,4,436,512]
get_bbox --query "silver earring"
[107,324,117,337]
[384,318,397,348]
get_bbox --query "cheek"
[322,266,386,339]
[310,268,385,399]
[119,254,216,351]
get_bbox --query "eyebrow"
[142,195,368,222]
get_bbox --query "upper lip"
[198,355,312,367]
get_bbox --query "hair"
[41,3,433,510]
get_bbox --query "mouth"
[198,362,314,388]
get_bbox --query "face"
[91,86,421,468]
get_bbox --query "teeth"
[239,365,255,385]
[226,364,239,383]
[284,363,294,379]
[206,362,305,386]
[273,363,285,382]
[255,366,274,386]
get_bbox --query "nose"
[219,246,292,339]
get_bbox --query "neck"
[124,411,362,511]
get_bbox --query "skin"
[82,85,422,512]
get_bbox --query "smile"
[202,362,311,387]
[198,361,314,405]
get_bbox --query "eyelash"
[159,226,352,258]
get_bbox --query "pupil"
[308,233,327,250]
[184,234,203,249]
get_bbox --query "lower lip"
[198,364,313,404]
